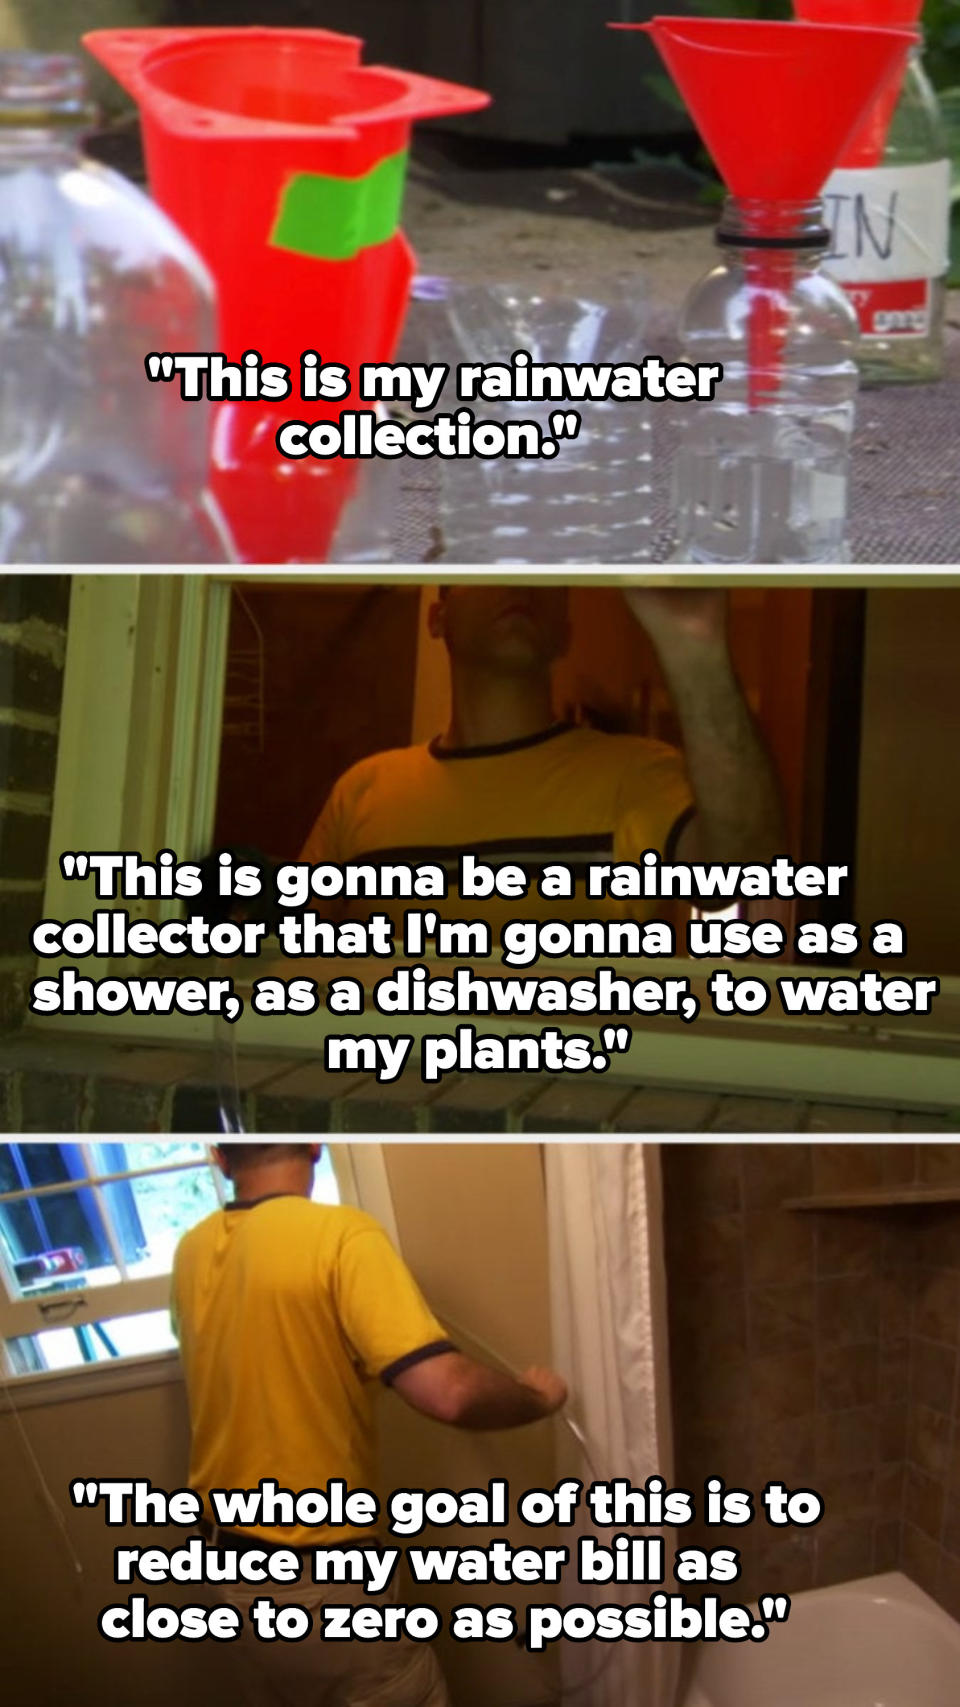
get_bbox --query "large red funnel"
[613,18,915,404]
[85,27,489,562]
[615,18,916,200]
[793,0,923,167]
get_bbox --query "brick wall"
[662,1142,960,1623]
[0,576,71,1035]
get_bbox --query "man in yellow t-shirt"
[172,1142,566,1706]
[300,587,783,929]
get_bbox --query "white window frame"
[27,573,960,1112]
[0,1139,397,1401]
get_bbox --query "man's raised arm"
[625,589,785,865]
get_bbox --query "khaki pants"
[217,1577,451,1707]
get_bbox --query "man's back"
[172,1196,448,1546]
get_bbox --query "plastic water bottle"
[0,52,229,562]
[805,25,950,384]
[672,196,860,564]
[410,276,655,565]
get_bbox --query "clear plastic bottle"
[673,197,860,564]
[0,53,230,562]
[407,276,655,565]
[818,42,949,385]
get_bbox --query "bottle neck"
[715,196,830,256]
[0,52,95,153]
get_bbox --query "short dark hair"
[216,1143,315,1178]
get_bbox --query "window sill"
[3,1348,182,1411]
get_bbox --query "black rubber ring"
[715,229,830,251]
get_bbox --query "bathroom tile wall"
[899,1146,960,1620]
[662,1142,960,1619]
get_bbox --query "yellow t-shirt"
[300,722,694,928]
[171,1197,450,1545]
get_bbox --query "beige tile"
[816,1469,876,1517]
[915,1267,960,1346]
[747,1284,816,1358]
[918,1210,960,1271]
[904,1465,945,1540]
[815,1213,885,1278]
[818,1342,879,1412]
[750,1413,817,1486]
[937,1550,960,1621]
[741,1145,811,1209]
[756,1529,816,1595]
[942,1493,960,1559]
[907,1404,952,1480]
[672,1213,745,1293]
[902,1522,941,1596]
[874,1519,901,1572]
[877,1268,916,1341]
[817,1407,880,1476]
[751,1352,816,1425]
[911,1340,958,1413]
[745,1208,814,1286]
[915,1144,960,1186]
[812,1144,886,1194]
[672,1287,749,1365]
[880,1143,918,1185]
[817,1274,881,1345]
[815,1513,875,1585]
[878,1336,910,1392]
[877,1403,908,1464]
[876,1463,904,1522]
[667,1144,743,1214]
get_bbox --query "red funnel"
[613,18,915,405]
[793,0,923,167]
[614,19,915,200]
[85,27,489,562]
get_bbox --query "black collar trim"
[429,721,574,761]
[225,1193,304,1211]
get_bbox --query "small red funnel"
[793,0,923,167]
[615,19,915,200]
[85,27,489,562]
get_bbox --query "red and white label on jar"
[821,160,951,340]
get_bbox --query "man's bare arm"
[390,1353,568,1431]
[625,590,785,864]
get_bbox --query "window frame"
[27,572,960,1112]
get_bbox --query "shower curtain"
[545,1143,681,1707]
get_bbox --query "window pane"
[312,1149,340,1206]
[88,1141,210,1175]
[0,1169,119,1299]
[0,1143,219,1297]
[101,1166,220,1280]
[6,1309,177,1375]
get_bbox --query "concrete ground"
[404,141,720,336]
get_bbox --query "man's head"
[428,586,571,679]
[214,1143,322,1200]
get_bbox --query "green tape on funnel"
[270,150,409,261]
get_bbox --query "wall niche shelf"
[784,1185,960,1211]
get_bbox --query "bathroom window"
[0,1141,342,1383]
